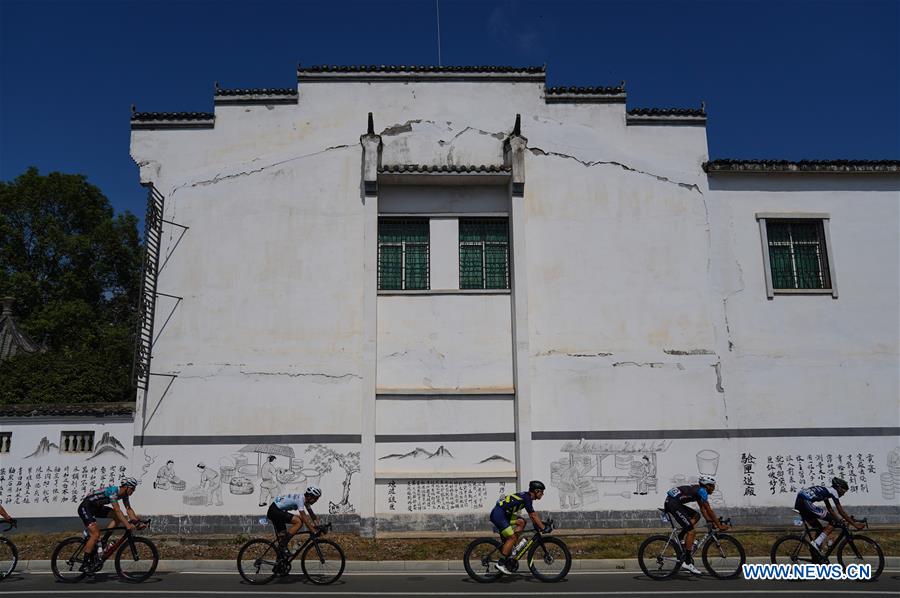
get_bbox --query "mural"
[881,447,900,500]
[550,440,671,510]
[378,478,513,513]
[379,446,454,461]
[306,444,360,514]
[23,433,127,461]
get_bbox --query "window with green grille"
[378,218,429,290]
[766,220,831,290]
[459,218,510,289]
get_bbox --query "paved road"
[1,570,898,597]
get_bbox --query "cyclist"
[663,475,729,575]
[77,477,141,570]
[266,486,321,549]
[0,504,15,526]
[491,480,548,575]
[795,477,864,553]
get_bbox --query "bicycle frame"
[81,519,152,565]
[660,513,731,559]
[496,520,554,566]
[795,515,869,560]
[278,522,333,564]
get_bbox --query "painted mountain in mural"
[478,454,512,464]
[25,436,59,458]
[379,446,454,460]
[427,445,453,459]
[87,432,127,460]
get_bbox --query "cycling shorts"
[665,497,698,531]
[78,501,113,526]
[795,496,838,530]
[267,502,297,534]
[490,506,520,538]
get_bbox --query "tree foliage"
[0,167,142,404]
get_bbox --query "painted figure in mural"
[259,455,281,507]
[559,457,593,509]
[491,480,549,575]
[197,463,224,506]
[154,460,182,490]
[266,486,321,549]
[795,477,864,553]
[77,477,143,572]
[663,475,729,576]
[635,456,656,495]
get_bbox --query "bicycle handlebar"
[1,519,16,532]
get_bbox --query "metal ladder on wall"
[132,185,165,393]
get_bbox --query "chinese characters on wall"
[0,465,128,505]
[761,453,873,495]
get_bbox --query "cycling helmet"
[305,485,322,498]
[698,475,716,486]
[528,480,546,492]
[120,477,139,488]
[832,477,849,491]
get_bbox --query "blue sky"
[1,0,898,221]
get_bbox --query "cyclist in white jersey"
[266,486,321,546]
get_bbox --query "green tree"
[0,167,142,404]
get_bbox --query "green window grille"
[459,218,510,289]
[378,219,429,290]
[766,220,831,290]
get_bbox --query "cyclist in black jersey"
[795,477,863,552]
[663,475,729,575]
[77,477,141,569]
[0,504,14,527]
[490,480,548,574]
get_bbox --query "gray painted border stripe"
[376,394,514,401]
[135,434,362,446]
[376,433,515,443]
[532,427,900,440]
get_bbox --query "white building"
[2,65,898,534]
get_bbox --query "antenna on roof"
[436,0,442,66]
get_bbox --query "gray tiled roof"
[215,87,297,96]
[0,298,43,362]
[131,111,215,121]
[0,403,135,418]
[703,159,900,174]
[546,85,625,95]
[379,164,510,174]
[299,64,545,74]
[628,107,706,117]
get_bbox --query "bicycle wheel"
[638,534,683,580]
[51,537,88,583]
[300,539,346,585]
[837,535,884,581]
[115,536,159,582]
[463,538,503,583]
[527,536,572,582]
[770,535,817,565]
[701,533,745,579]
[0,538,17,580]
[237,539,279,584]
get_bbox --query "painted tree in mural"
[306,444,360,514]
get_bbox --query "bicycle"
[237,522,346,585]
[770,510,884,580]
[463,519,572,583]
[0,520,18,580]
[638,509,745,580]
[51,518,159,583]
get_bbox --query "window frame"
[60,430,95,453]
[377,218,430,291]
[458,217,511,290]
[756,213,838,299]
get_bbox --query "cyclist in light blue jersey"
[266,486,321,547]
